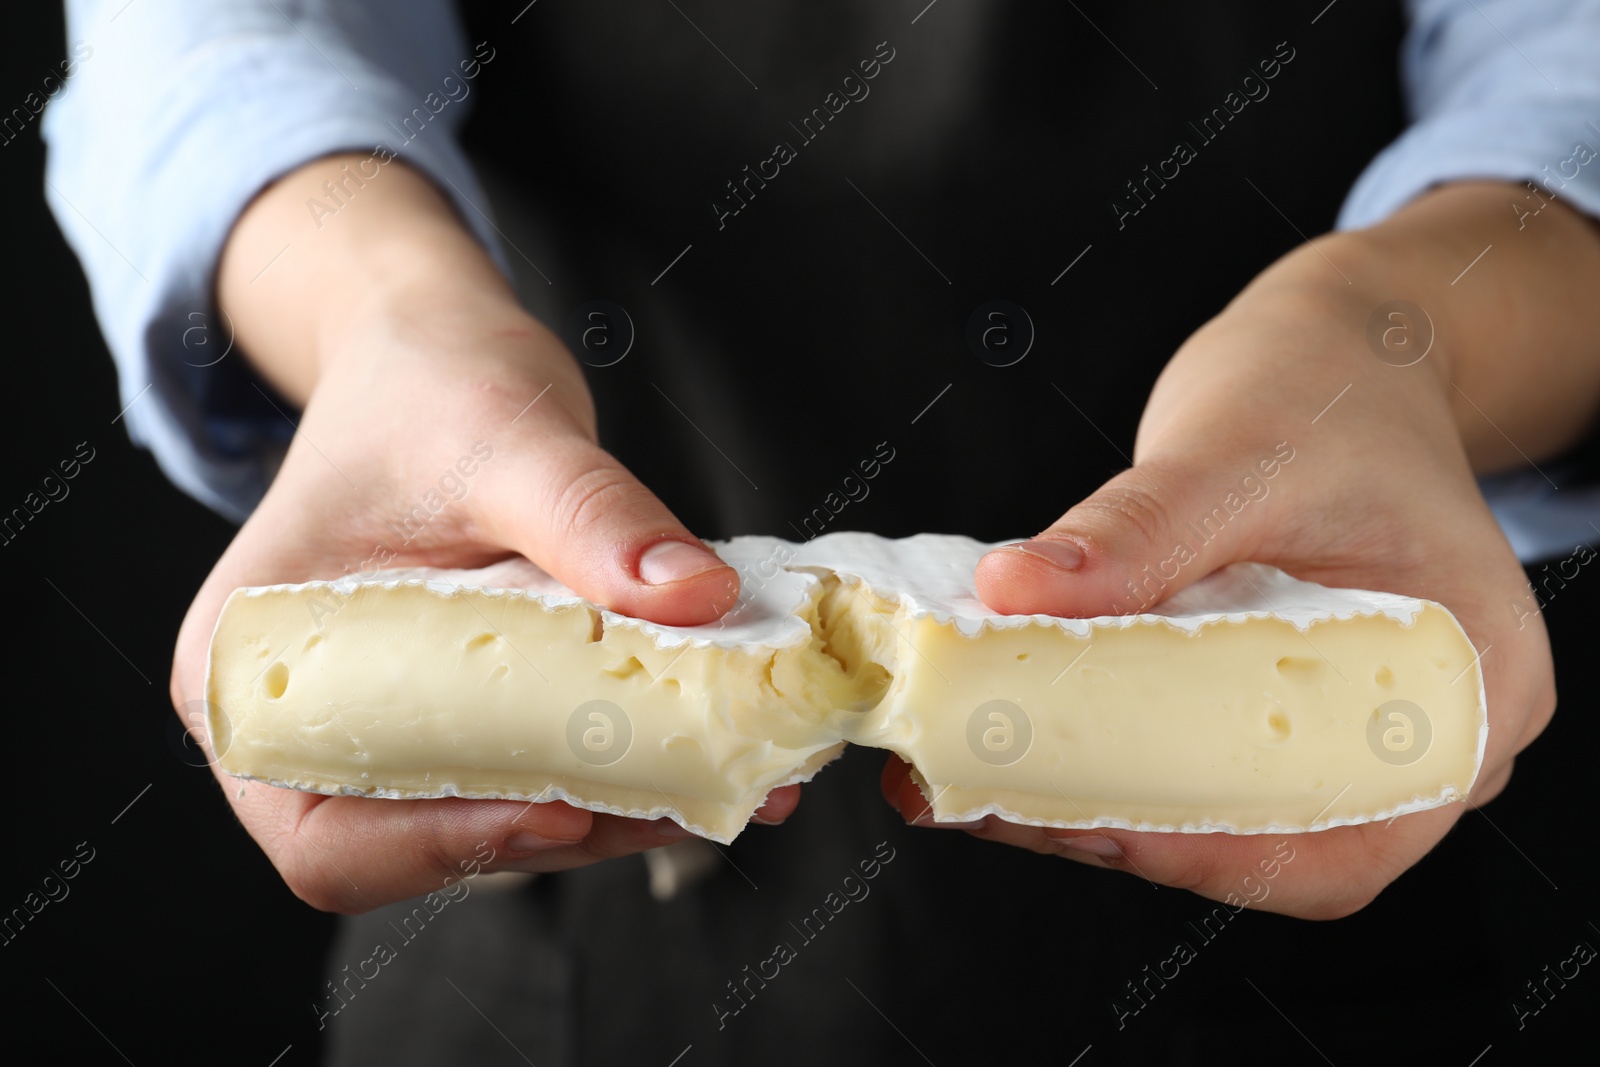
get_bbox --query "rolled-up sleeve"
[43,0,508,521]
[1339,0,1600,563]
[1339,0,1600,229]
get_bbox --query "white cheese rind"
[205,533,1487,842]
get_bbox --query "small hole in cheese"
[465,632,497,651]
[605,656,649,681]
[263,661,289,700]
[1275,656,1322,682]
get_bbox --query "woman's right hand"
[171,155,794,913]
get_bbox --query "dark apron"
[327,4,1423,1063]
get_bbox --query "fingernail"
[507,831,571,853]
[1009,538,1085,572]
[1053,834,1121,858]
[750,812,787,827]
[639,540,726,585]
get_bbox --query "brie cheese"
[205,533,1486,843]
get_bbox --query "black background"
[3,2,1599,1065]
[0,4,335,1063]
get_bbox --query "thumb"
[474,432,739,627]
[975,459,1274,617]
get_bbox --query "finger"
[975,456,1281,617]
[235,765,806,908]
[751,783,802,826]
[883,754,1454,918]
[1031,808,1454,920]
[235,783,594,913]
[498,784,803,874]
[880,756,985,829]
[474,433,738,626]
[1467,759,1513,808]
[496,812,703,875]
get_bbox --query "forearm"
[216,153,572,413]
[1152,181,1600,473]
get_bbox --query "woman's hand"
[172,155,795,914]
[885,181,1600,919]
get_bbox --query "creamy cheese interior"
[207,534,1487,842]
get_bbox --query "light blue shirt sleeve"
[43,0,509,522]
[50,0,1600,552]
[1339,0,1600,229]
[1338,0,1600,563]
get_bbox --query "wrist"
[1222,228,1455,394]
[1142,237,1460,463]
[310,284,597,442]
[1166,182,1600,474]
[219,153,525,406]
[1316,183,1600,469]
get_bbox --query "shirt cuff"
[45,24,509,522]
[1480,467,1600,563]
[1337,103,1600,231]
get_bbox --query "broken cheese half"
[206,533,1487,843]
